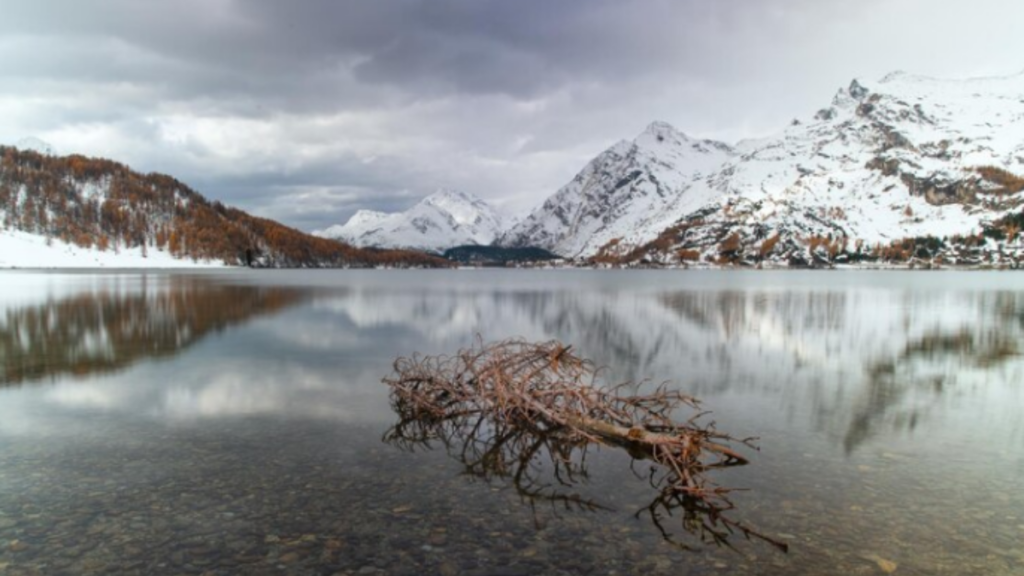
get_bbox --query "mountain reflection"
[320,282,1024,453]
[5,272,1021,454]
[0,276,311,386]
[846,325,1019,452]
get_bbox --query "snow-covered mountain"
[503,71,1024,264]
[499,122,735,258]
[15,137,57,155]
[315,189,506,252]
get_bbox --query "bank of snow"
[0,229,227,268]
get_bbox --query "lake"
[0,270,1022,575]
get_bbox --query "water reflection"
[316,282,1023,454]
[848,326,1019,452]
[0,275,312,387]
[2,272,1023,575]
[3,274,1021,455]
[384,390,787,553]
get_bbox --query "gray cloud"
[2,0,1023,229]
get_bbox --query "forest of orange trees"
[0,146,448,268]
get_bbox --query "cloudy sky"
[1,0,1021,231]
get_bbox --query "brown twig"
[383,337,788,552]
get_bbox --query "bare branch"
[383,338,788,553]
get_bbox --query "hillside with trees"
[442,245,560,266]
[0,146,448,268]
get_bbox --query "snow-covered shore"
[0,229,227,269]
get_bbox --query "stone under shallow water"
[0,270,1022,575]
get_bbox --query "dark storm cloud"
[2,0,1023,229]
[0,0,730,109]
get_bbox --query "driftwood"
[383,338,788,552]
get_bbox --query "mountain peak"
[644,120,681,133]
[420,188,495,226]
[15,137,57,156]
[316,189,505,251]
[347,209,389,227]
[639,120,689,143]
[423,188,476,205]
[502,117,735,257]
[847,79,870,100]
[832,78,871,107]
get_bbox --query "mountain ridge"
[498,121,735,257]
[9,70,1024,268]
[501,70,1024,266]
[315,188,506,252]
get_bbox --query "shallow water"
[0,270,1022,575]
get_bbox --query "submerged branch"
[382,338,788,552]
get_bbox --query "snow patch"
[0,229,226,269]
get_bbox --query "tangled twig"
[383,337,788,552]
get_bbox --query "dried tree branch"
[383,337,788,552]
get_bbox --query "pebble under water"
[1,270,1022,575]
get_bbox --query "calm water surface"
[0,270,1022,575]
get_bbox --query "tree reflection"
[846,327,1019,452]
[0,277,312,386]
[384,388,788,553]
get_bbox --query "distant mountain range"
[570,71,1024,267]
[313,189,507,252]
[325,71,1024,267]
[7,70,1024,268]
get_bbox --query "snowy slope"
[499,122,735,258]
[648,72,1024,248]
[506,72,1024,261]
[314,189,506,251]
[0,229,224,268]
